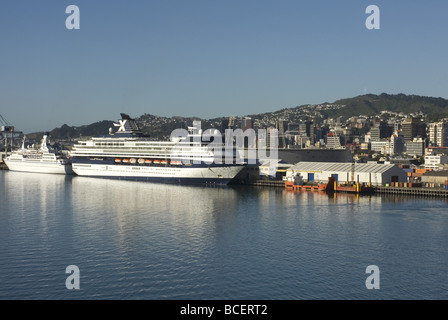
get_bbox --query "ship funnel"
[41,133,49,151]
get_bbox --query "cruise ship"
[70,113,245,184]
[4,133,74,174]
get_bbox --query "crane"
[0,114,12,127]
[1,114,23,157]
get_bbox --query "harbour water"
[1,170,448,300]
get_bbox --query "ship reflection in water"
[1,170,448,299]
[2,171,70,233]
[69,176,241,241]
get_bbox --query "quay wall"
[373,186,448,197]
[235,179,448,197]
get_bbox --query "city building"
[241,117,253,132]
[277,148,352,164]
[298,121,311,137]
[406,138,426,156]
[370,122,394,142]
[285,162,407,186]
[426,146,448,156]
[421,170,448,187]
[424,155,448,170]
[370,134,405,155]
[326,132,342,149]
[221,118,235,133]
[276,120,289,148]
[428,120,448,147]
[287,123,300,132]
[258,159,292,179]
[401,117,426,141]
[275,119,288,133]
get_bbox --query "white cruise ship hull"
[72,163,243,184]
[69,113,247,185]
[5,159,74,175]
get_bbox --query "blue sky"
[1,0,448,133]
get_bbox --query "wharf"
[239,180,285,188]
[246,179,448,198]
[373,186,448,198]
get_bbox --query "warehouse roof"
[287,162,400,174]
[422,170,448,177]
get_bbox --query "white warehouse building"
[285,162,407,186]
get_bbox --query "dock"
[373,186,448,197]
[280,177,448,198]
[244,180,285,188]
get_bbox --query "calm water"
[1,170,447,300]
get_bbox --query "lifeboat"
[122,159,129,163]
[153,159,161,164]
[160,160,168,165]
[115,158,121,163]
[144,159,152,164]
[170,160,182,166]
[138,158,145,164]
[129,158,136,164]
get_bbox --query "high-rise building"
[406,138,426,156]
[275,120,288,133]
[370,122,394,142]
[287,123,300,132]
[371,134,405,155]
[221,117,236,144]
[298,121,310,137]
[429,121,448,147]
[401,118,426,141]
[326,132,341,149]
[241,117,253,132]
[275,120,289,148]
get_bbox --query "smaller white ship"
[4,133,74,174]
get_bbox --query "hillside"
[25,120,115,142]
[27,93,448,142]
[331,93,448,118]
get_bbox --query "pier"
[244,179,448,198]
[241,180,285,188]
[373,186,448,198]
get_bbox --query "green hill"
[28,93,448,141]
[330,93,448,118]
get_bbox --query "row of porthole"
[114,158,183,166]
